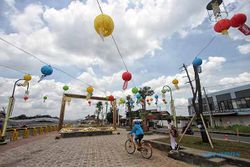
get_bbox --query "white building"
[188,84,250,126]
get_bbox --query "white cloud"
[219,72,250,85]
[238,44,250,55]
[0,0,208,72]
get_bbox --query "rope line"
[0,64,29,75]
[0,37,107,94]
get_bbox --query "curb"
[193,130,250,137]
[145,140,250,167]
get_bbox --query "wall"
[213,115,250,126]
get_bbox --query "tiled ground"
[0,129,196,167]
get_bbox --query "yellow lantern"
[23,74,32,81]
[94,14,114,37]
[172,79,179,89]
[86,86,94,94]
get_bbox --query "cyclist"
[129,119,144,150]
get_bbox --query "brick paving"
[0,129,196,167]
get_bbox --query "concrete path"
[0,129,195,167]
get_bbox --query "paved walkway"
[0,129,196,167]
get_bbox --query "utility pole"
[203,87,214,128]
[182,64,209,143]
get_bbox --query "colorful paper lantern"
[192,57,203,67]
[94,14,114,38]
[122,71,132,90]
[38,65,53,82]
[132,87,138,94]
[43,96,48,102]
[119,98,125,105]
[214,19,231,35]
[63,85,69,91]
[172,79,179,89]
[23,74,32,81]
[136,93,141,99]
[23,96,29,102]
[109,95,115,102]
[86,86,94,94]
[230,13,250,36]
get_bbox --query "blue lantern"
[192,57,202,67]
[136,93,141,99]
[155,94,159,105]
[38,65,53,82]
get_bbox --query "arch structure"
[58,93,117,131]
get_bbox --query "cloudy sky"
[0,0,249,120]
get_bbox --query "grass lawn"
[154,136,250,159]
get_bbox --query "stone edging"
[145,140,250,167]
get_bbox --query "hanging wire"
[0,64,29,75]
[95,0,138,90]
[0,37,108,94]
[196,36,216,58]
[0,37,48,65]
[111,34,129,71]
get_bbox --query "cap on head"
[133,119,142,124]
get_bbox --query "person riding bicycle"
[129,119,144,150]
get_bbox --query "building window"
[236,97,250,109]
[217,100,233,112]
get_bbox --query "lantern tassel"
[122,81,128,90]
[38,75,46,83]
[238,24,250,36]
[174,84,179,90]
[98,29,105,41]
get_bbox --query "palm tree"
[95,101,103,123]
[126,95,134,127]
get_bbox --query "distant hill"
[10,114,59,120]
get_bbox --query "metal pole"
[163,85,177,128]
[0,79,25,142]
[0,97,15,141]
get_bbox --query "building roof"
[188,83,250,101]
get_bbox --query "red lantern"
[122,71,132,90]
[88,100,91,106]
[231,13,250,36]
[214,19,231,35]
[23,96,29,101]
[231,13,247,28]
[108,95,115,102]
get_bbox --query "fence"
[0,125,59,141]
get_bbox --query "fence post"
[45,127,49,134]
[33,127,37,136]
[39,127,44,135]
[11,129,19,141]
[23,128,29,139]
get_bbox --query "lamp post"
[162,85,177,128]
[0,76,30,144]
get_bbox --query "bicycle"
[125,134,153,159]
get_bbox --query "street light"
[161,85,177,128]
[0,75,31,143]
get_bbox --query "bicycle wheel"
[141,142,153,159]
[125,139,136,154]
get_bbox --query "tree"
[95,101,103,123]
[125,95,135,127]
[138,86,154,131]
[138,86,154,111]
[106,112,113,124]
